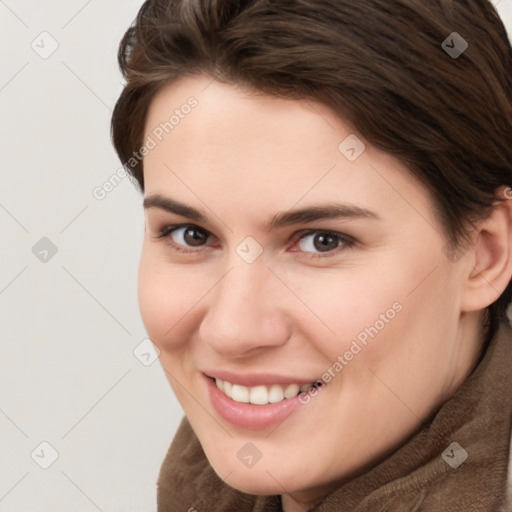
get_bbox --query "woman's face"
[139,74,478,504]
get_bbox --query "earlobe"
[461,187,512,312]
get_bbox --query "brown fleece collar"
[157,320,512,512]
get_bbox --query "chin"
[224,472,286,496]
[207,455,305,497]
[227,478,280,496]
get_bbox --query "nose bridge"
[200,253,289,355]
[212,255,269,325]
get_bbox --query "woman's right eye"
[156,224,212,253]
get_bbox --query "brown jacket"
[157,320,512,511]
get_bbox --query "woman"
[111,0,512,510]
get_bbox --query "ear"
[461,186,512,312]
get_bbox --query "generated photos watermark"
[92,96,198,200]
[299,301,403,404]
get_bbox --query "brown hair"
[111,0,512,328]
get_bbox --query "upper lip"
[204,370,317,387]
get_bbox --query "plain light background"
[1,1,511,510]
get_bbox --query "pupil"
[185,227,206,246]
[314,234,337,252]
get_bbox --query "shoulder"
[508,430,512,508]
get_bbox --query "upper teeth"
[215,378,312,405]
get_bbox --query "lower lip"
[206,376,305,430]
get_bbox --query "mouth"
[204,374,322,429]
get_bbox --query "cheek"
[137,250,199,347]
[300,269,405,341]
[310,257,452,368]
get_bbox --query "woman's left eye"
[294,230,354,257]
[155,224,354,257]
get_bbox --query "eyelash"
[154,224,355,259]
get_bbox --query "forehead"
[144,74,347,163]
[142,74,435,230]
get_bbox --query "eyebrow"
[143,194,380,231]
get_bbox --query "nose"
[198,257,291,359]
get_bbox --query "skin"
[138,74,512,511]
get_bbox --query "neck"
[281,493,317,512]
